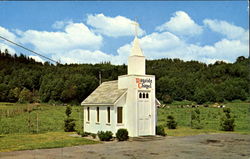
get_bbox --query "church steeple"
[130,36,144,56]
[128,21,145,75]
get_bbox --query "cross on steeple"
[131,18,139,37]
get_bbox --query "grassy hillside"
[1,51,249,105]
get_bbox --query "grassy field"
[0,101,249,152]
[158,101,250,134]
[0,103,94,152]
[0,103,83,134]
[0,132,99,152]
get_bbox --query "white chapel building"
[81,32,160,137]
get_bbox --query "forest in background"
[0,49,249,105]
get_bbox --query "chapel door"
[138,91,151,136]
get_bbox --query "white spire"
[131,36,144,56]
[128,20,145,75]
[130,20,144,57]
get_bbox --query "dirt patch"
[0,133,250,159]
[206,139,221,143]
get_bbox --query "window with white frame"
[117,107,123,124]
[107,107,110,123]
[96,107,99,123]
[87,107,90,122]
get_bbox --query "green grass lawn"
[0,103,93,152]
[158,101,250,135]
[0,132,99,152]
[0,101,249,152]
[0,103,83,134]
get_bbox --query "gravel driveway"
[0,133,249,159]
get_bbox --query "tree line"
[0,49,249,104]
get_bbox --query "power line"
[0,35,59,64]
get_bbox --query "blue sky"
[0,1,249,64]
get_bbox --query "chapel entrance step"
[131,135,165,142]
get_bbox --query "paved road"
[0,133,249,159]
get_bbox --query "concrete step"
[131,135,165,142]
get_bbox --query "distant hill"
[0,49,249,104]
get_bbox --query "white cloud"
[115,30,248,64]
[0,26,16,41]
[212,39,248,60]
[0,26,17,54]
[51,46,130,65]
[29,55,45,63]
[52,20,73,29]
[87,13,145,37]
[19,23,103,54]
[53,49,111,64]
[203,19,248,41]
[156,11,203,36]
[0,43,16,55]
[140,32,183,53]
[0,13,248,65]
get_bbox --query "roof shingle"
[81,80,127,105]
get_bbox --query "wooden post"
[36,112,39,133]
[79,108,81,130]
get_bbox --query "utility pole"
[99,71,102,85]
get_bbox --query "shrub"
[65,106,72,117]
[76,130,82,135]
[191,108,203,129]
[166,115,177,129]
[64,118,76,132]
[220,108,235,131]
[97,131,113,141]
[81,131,90,137]
[156,125,166,136]
[18,88,33,103]
[91,133,96,139]
[162,95,173,104]
[64,106,76,132]
[116,128,129,141]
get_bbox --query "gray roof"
[81,80,127,105]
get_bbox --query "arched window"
[146,93,149,98]
[139,92,142,98]
[143,93,145,98]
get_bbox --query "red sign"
[136,78,142,88]
[136,78,152,89]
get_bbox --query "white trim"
[155,98,161,106]
[116,124,124,126]
[82,103,114,106]
[119,74,155,78]
[114,91,127,105]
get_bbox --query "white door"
[138,92,151,136]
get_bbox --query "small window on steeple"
[146,93,149,98]
[143,93,145,98]
[139,93,142,98]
